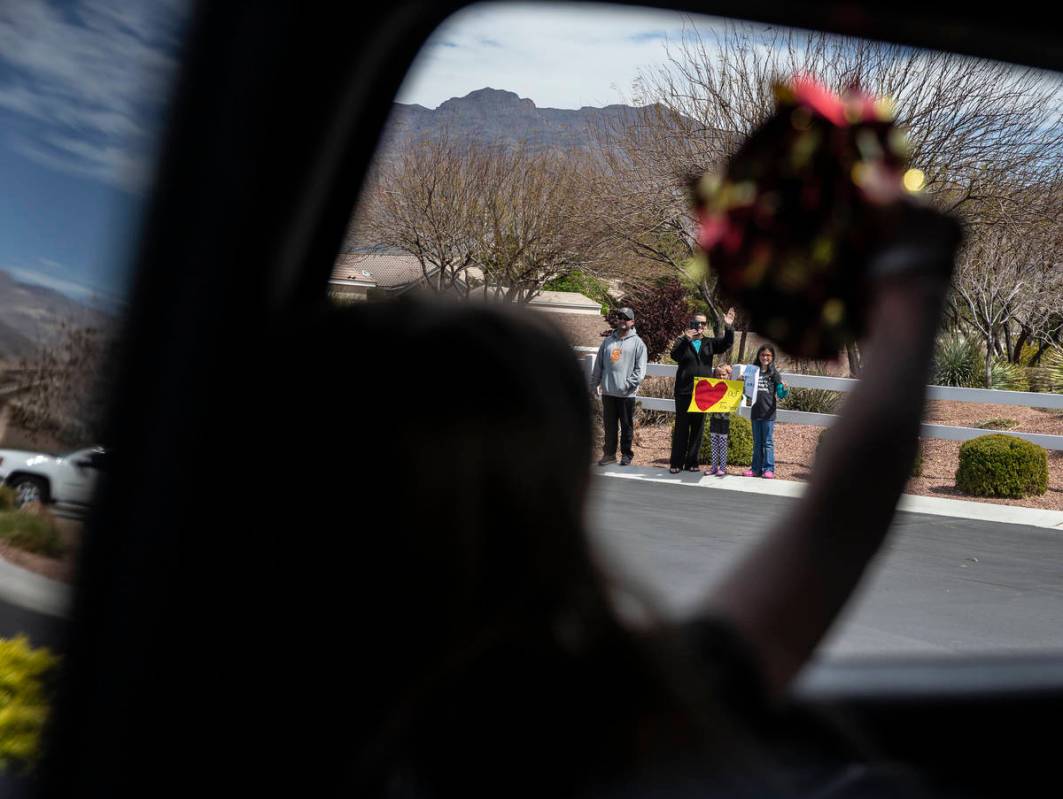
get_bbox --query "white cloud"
[10,132,152,191]
[396,2,728,110]
[4,263,125,310]
[397,2,1063,117]
[0,0,185,191]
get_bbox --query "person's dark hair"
[754,345,782,382]
[291,299,784,796]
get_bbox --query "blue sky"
[0,0,708,310]
[0,0,702,309]
[3,1,1055,311]
[0,0,186,309]
[398,3,706,110]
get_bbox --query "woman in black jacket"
[669,308,736,473]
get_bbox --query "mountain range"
[382,87,661,151]
[0,270,110,361]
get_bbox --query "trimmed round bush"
[817,428,922,477]
[727,414,753,466]
[699,413,753,467]
[955,434,1048,498]
[0,511,63,558]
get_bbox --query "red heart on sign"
[694,380,728,411]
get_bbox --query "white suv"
[0,446,107,510]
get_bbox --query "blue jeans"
[751,419,775,474]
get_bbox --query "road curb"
[0,554,71,618]
[594,465,1063,530]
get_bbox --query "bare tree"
[349,135,490,296]
[13,324,111,447]
[1000,186,1063,364]
[589,103,721,312]
[348,138,608,303]
[594,21,1063,372]
[628,23,1063,220]
[473,148,605,302]
[953,215,1063,387]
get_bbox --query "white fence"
[576,348,1063,451]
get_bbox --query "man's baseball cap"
[616,307,635,320]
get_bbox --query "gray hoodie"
[592,328,648,397]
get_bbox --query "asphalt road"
[0,595,66,650]
[588,476,1063,658]
[3,477,1062,661]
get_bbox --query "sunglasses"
[692,321,708,327]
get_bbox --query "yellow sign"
[687,378,744,413]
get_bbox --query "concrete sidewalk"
[0,554,71,618]
[594,464,1063,531]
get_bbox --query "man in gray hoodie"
[591,307,648,466]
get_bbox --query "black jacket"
[670,326,734,396]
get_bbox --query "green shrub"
[1027,367,1055,393]
[699,413,753,466]
[976,418,1019,431]
[728,414,753,466]
[1043,347,1063,392]
[779,387,841,414]
[955,434,1048,498]
[988,359,1029,391]
[0,486,16,512]
[543,270,614,314]
[932,333,982,387]
[1025,348,1063,392]
[1018,342,1042,366]
[816,428,922,476]
[932,331,1034,390]
[0,511,63,558]
[0,636,59,771]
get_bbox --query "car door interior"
[29,2,1063,798]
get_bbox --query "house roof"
[542,312,611,349]
[529,290,602,315]
[469,288,601,314]
[329,256,604,313]
[330,253,427,289]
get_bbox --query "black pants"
[671,393,706,468]
[602,395,636,459]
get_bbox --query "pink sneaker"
[743,469,756,477]
[716,467,727,478]
[762,470,775,479]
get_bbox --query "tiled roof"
[529,290,601,313]
[330,253,428,289]
[543,312,610,348]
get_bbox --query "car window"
[335,1,1063,664]
[0,0,189,778]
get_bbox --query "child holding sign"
[705,364,733,476]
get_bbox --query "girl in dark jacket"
[669,308,735,473]
[744,345,789,479]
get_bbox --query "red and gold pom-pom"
[693,76,915,359]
